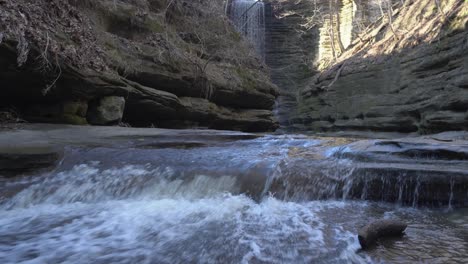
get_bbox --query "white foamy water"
[1,134,467,263]
[2,164,239,209]
[0,195,368,263]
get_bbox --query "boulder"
[87,96,125,125]
[358,220,407,249]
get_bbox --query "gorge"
[0,0,467,263]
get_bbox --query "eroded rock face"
[0,0,279,132]
[293,0,468,133]
[263,0,391,127]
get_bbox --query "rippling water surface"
[0,135,467,263]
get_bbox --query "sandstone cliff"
[0,0,279,132]
[294,0,468,133]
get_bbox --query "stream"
[0,132,467,263]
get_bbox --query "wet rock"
[338,133,468,207]
[0,124,262,177]
[87,96,125,125]
[268,132,468,207]
[0,149,61,177]
[358,220,407,249]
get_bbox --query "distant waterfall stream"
[229,0,266,58]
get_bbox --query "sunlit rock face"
[295,0,468,133]
[260,0,393,128]
[262,0,467,133]
[319,0,390,62]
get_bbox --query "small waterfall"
[229,0,265,58]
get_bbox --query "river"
[0,129,467,263]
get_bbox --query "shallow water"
[0,134,467,263]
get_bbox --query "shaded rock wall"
[264,0,320,126]
[263,0,388,127]
[0,0,279,132]
[295,0,468,133]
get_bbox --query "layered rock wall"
[295,0,468,133]
[263,0,321,126]
[0,0,279,132]
[264,0,467,133]
[263,0,392,127]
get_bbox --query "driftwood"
[358,219,407,249]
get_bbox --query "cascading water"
[1,129,467,263]
[229,0,265,58]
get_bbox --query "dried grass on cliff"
[0,0,109,72]
[0,0,263,93]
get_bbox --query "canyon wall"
[268,0,467,133]
[0,0,279,132]
[264,0,389,127]
[263,0,320,126]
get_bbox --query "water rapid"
[0,134,467,263]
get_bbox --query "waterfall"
[229,0,265,58]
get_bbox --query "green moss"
[62,101,88,116]
[235,67,259,90]
[62,103,79,115]
[142,19,164,33]
[62,114,88,125]
[230,31,242,42]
